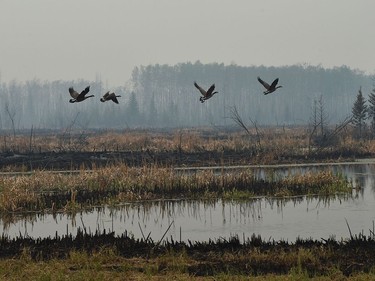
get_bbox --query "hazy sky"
[1,0,374,87]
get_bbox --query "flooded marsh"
[1,160,375,279]
[1,162,374,242]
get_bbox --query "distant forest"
[0,62,373,130]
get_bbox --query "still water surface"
[1,163,375,242]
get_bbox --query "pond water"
[1,162,375,242]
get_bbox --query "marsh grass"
[0,165,351,214]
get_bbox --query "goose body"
[69,86,94,103]
[100,92,121,104]
[257,77,282,95]
[194,82,218,103]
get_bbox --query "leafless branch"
[249,117,263,150]
[228,106,250,135]
[5,102,16,138]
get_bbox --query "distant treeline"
[0,62,373,130]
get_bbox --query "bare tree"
[228,105,262,151]
[310,99,319,137]
[318,95,329,137]
[58,112,80,151]
[314,115,353,154]
[228,106,250,135]
[308,94,331,150]
[5,102,16,138]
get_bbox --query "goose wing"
[257,77,270,90]
[194,82,207,97]
[77,86,90,99]
[109,92,119,104]
[270,78,279,89]
[206,84,216,95]
[102,91,110,100]
[69,87,79,99]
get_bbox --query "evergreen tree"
[351,87,367,138]
[368,85,375,134]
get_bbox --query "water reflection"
[1,163,375,242]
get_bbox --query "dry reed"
[0,165,351,213]
[0,127,369,157]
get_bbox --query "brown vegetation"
[0,127,374,171]
[0,165,350,213]
[0,127,371,280]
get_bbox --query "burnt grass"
[1,228,375,277]
[0,150,254,170]
[1,150,279,170]
[0,147,368,171]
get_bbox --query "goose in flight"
[257,77,282,95]
[194,82,218,103]
[100,92,121,104]
[69,86,94,103]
